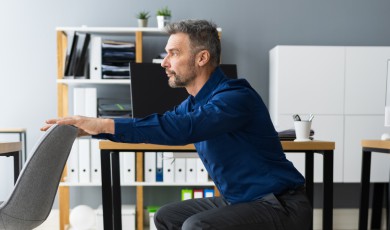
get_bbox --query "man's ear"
[196,50,210,67]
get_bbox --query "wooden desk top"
[0,128,26,133]
[361,140,390,149]
[100,140,335,151]
[0,142,22,154]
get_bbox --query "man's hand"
[41,116,115,136]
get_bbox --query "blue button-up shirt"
[96,67,305,204]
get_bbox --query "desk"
[359,140,390,230]
[100,140,335,230]
[0,142,22,183]
[0,129,27,163]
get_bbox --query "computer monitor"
[130,63,237,118]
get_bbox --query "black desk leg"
[12,151,20,183]
[111,151,122,230]
[101,150,113,230]
[359,150,372,230]
[323,150,334,230]
[305,151,314,206]
[388,171,390,230]
[305,151,314,230]
[371,183,385,229]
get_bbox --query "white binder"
[196,158,208,182]
[120,152,135,184]
[144,152,156,182]
[89,36,102,80]
[66,139,79,183]
[73,88,86,116]
[174,158,186,183]
[85,88,97,117]
[78,138,91,183]
[185,158,197,183]
[90,139,101,183]
[162,152,174,183]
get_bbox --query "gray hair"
[165,19,221,67]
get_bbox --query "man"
[42,19,312,230]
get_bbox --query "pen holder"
[294,121,312,142]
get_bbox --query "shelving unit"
[56,26,222,230]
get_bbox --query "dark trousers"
[154,189,312,230]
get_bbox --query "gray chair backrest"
[0,124,78,230]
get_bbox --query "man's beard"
[167,64,197,88]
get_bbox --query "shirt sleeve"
[94,84,256,145]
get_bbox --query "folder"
[193,189,204,199]
[78,138,91,183]
[120,151,135,184]
[90,139,101,184]
[89,36,102,80]
[162,152,174,183]
[196,158,208,183]
[174,158,186,183]
[64,32,79,77]
[85,88,97,117]
[144,152,156,182]
[73,88,86,116]
[203,188,214,198]
[156,152,164,182]
[66,139,79,183]
[74,33,91,77]
[181,189,193,200]
[185,158,197,183]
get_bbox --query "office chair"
[0,124,78,230]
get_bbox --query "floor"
[35,209,388,230]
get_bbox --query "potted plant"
[136,10,150,27]
[156,6,171,29]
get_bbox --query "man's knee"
[182,214,213,230]
[154,206,169,229]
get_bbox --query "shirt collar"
[190,66,226,106]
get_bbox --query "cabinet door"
[277,114,344,182]
[269,46,345,127]
[344,47,390,115]
[344,115,390,182]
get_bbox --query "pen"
[292,114,301,121]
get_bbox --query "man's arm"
[41,116,115,136]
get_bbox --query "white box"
[149,212,157,230]
[96,205,135,230]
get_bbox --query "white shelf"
[57,79,130,85]
[59,181,215,187]
[56,27,167,36]
[55,26,222,35]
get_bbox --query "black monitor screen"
[130,63,237,118]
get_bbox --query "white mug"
[294,121,312,142]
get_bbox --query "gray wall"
[1,0,390,208]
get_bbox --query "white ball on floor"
[70,205,96,230]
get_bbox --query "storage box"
[96,205,135,230]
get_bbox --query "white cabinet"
[269,45,390,183]
[344,47,390,114]
[269,46,345,127]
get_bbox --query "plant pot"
[138,19,148,27]
[157,16,171,29]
